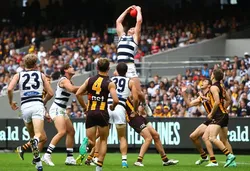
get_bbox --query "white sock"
[122,155,127,162]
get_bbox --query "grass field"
[0,153,249,171]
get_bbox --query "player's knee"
[152,132,160,141]
[57,129,66,137]
[208,136,216,143]
[202,134,208,142]
[67,128,75,136]
[144,135,153,143]
[190,133,197,140]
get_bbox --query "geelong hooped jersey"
[19,70,43,106]
[53,77,71,109]
[117,35,138,63]
[108,76,130,108]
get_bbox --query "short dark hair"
[205,78,212,85]
[116,62,128,76]
[213,69,224,81]
[61,64,71,75]
[97,58,110,72]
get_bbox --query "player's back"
[211,82,227,114]
[19,70,44,108]
[117,35,138,63]
[108,76,130,108]
[87,74,111,112]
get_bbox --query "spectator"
[201,63,209,78]
[153,106,163,117]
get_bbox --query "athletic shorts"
[21,103,45,123]
[203,119,212,126]
[49,103,69,120]
[126,63,138,78]
[108,104,126,124]
[86,110,110,129]
[210,113,229,128]
[128,115,149,133]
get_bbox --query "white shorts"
[108,104,126,124]
[126,63,138,78]
[21,103,45,123]
[49,103,69,120]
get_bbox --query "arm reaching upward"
[116,5,136,38]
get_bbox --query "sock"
[32,137,41,166]
[94,152,99,158]
[137,156,143,163]
[161,154,169,162]
[87,155,93,161]
[46,144,55,155]
[96,160,103,167]
[200,151,207,159]
[210,156,217,163]
[96,165,103,171]
[122,155,127,162]
[33,137,39,146]
[222,148,230,156]
[66,148,73,157]
[22,142,31,151]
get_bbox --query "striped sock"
[200,151,207,159]
[161,154,169,162]
[22,143,31,151]
[137,156,143,163]
[94,152,99,158]
[87,155,93,161]
[210,156,217,163]
[66,148,73,157]
[222,148,230,156]
[96,160,103,167]
[46,144,55,155]
[122,155,127,162]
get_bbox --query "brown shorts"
[210,113,229,128]
[86,110,110,129]
[128,115,149,134]
[203,119,212,126]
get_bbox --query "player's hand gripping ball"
[130,8,137,18]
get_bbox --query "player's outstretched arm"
[181,86,201,107]
[129,80,139,112]
[116,5,136,38]
[42,73,54,105]
[134,6,142,44]
[61,79,80,94]
[109,82,119,110]
[76,78,89,111]
[7,73,19,110]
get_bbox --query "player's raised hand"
[10,101,19,110]
[127,5,136,12]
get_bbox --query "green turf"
[0,153,249,171]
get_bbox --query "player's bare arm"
[76,78,89,111]
[116,5,136,37]
[133,6,142,44]
[42,73,54,105]
[7,73,19,110]
[60,79,79,94]
[129,79,139,112]
[208,86,220,119]
[108,82,119,111]
[181,86,201,107]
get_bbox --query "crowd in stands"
[0,16,248,118]
[147,54,250,118]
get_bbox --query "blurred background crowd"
[0,0,249,118]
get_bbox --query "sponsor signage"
[0,118,249,150]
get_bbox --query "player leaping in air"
[116,5,152,116]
